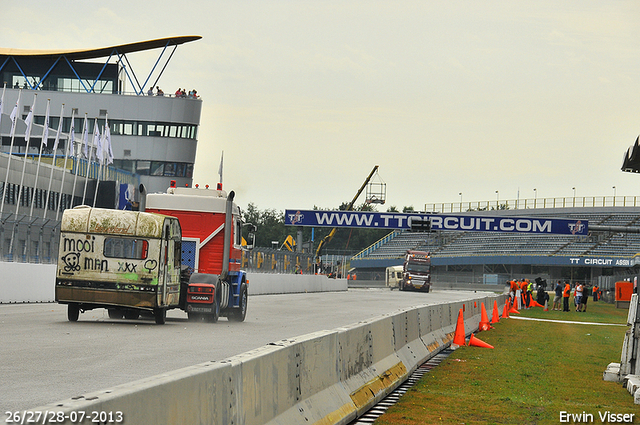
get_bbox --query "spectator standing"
[553,280,563,310]
[579,285,590,312]
[575,282,583,312]
[563,281,571,312]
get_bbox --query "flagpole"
[44,103,64,218]
[30,99,50,217]
[92,119,103,208]
[70,114,86,209]
[81,116,96,206]
[14,93,36,217]
[59,113,76,218]
[10,92,36,257]
[1,88,20,216]
[81,114,92,206]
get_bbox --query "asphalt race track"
[0,288,492,412]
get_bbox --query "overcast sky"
[2,1,640,212]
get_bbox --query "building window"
[136,160,150,175]
[150,161,164,176]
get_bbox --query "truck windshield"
[407,263,430,273]
[104,238,149,260]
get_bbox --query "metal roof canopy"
[0,36,202,96]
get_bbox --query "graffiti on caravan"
[61,235,109,273]
[284,210,589,236]
[63,236,95,253]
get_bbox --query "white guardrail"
[24,289,505,425]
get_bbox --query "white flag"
[93,119,102,164]
[9,101,18,137]
[41,100,50,147]
[52,104,64,152]
[24,95,36,142]
[68,114,75,157]
[82,115,88,158]
[105,123,113,165]
[0,84,5,118]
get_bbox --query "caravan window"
[104,238,149,260]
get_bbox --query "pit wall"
[28,294,506,425]
[0,263,347,303]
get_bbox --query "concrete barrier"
[0,262,346,303]
[0,262,56,303]
[27,294,506,425]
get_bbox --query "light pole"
[572,187,576,207]
[495,190,499,209]
[533,188,537,208]
[459,192,463,212]
[613,186,616,206]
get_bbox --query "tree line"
[242,202,417,255]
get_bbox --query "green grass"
[375,298,635,425]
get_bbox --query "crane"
[314,165,383,261]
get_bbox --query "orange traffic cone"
[530,299,544,308]
[491,300,500,324]
[468,333,494,349]
[543,299,549,311]
[478,302,491,331]
[502,299,510,319]
[509,300,520,314]
[452,308,465,348]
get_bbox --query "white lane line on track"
[509,316,627,326]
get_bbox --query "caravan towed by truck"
[55,183,253,324]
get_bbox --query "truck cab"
[400,250,431,292]
[145,183,251,322]
[385,265,403,290]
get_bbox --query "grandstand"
[350,204,640,290]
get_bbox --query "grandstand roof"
[0,36,202,60]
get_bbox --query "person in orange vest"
[509,280,518,303]
[562,281,571,312]
[521,279,530,309]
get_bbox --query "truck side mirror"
[243,223,257,250]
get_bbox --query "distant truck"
[55,182,253,324]
[385,265,403,290]
[398,250,431,292]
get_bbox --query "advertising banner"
[284,210,588,236]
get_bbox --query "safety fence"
[426,196,640,214]
[241,248,350,277]
[0,214,59,263]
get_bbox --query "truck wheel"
[108,309,124,319]
[124,309,140,320]
[207,295,220,323]
[229,286,247,322]
[154,308,166,325]
[68,304,80,322]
